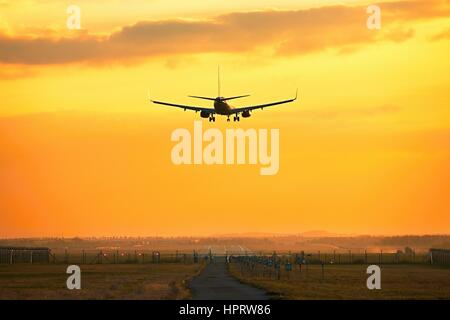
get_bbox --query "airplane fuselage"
[214,98,234,115]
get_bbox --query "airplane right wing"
[230,90,298,114]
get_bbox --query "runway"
[198,244,254,256]
[189,257,269,300]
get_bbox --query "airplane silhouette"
[150,68,298,122]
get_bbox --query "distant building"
[430,248,450,266]
[0,247,50,264]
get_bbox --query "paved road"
[190,258,269,300]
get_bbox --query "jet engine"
[242,110,251,118]
[200,111,211,118]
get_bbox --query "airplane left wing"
[230,90,298,114]
[151,99,216,114]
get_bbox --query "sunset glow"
[1,0,449,237]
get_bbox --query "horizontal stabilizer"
[222,95,250,101]
[188,95,216,101]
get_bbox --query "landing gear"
[227,117,230,122]
[233,116,240,122]
[208,116,216,122]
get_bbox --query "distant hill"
[211,232,287,238]
[298,230,346,238]
[211,230,349,238]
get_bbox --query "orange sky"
[0,0,449,237]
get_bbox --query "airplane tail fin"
[189,67,249,101]
[218,65,221,97]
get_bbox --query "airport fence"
[2,247,433,267]
[47,249,209,265]
[230,250,432,281]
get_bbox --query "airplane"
[149,68,298,122]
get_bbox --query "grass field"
[0,263,203,300]
[229,263,450,299]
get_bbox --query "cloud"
[430,28,450,41]
[0,65,37,79]
[0,0,448,65]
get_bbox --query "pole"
[321,263,324,281]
